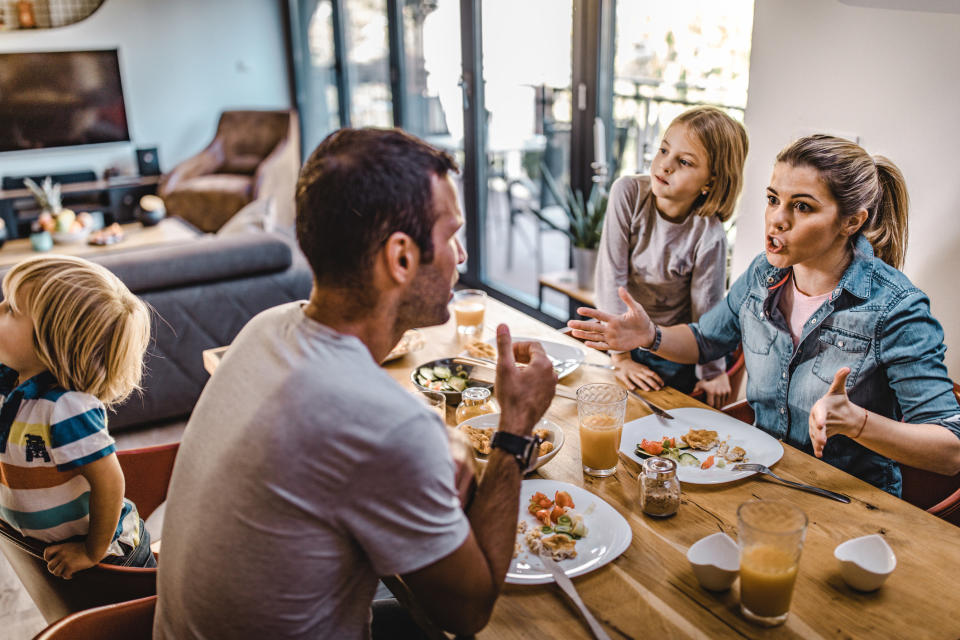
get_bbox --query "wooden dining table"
[382,298,960,639]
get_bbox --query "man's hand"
[808,367,864,457]
[692,372,731,409]
[611,352,664,391]
[43,541,99,580]
[495,324,556,435]
[566,287,655,352]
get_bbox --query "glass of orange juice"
[576,383,628,477]
[737,500,809,627]
[452,289,487,341]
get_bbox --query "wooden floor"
[0,419,187,639]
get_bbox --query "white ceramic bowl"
[834,534,896,592]
[458,413,564,473]
[687,532,740,591]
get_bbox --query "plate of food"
[411,357,493,406]
[462,336,585,380]
[381,329,425,363]
[458,413,564,472]
[619,407,784,485]
[508,479,631,585]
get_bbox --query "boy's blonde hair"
[2,255,151,408]
[668,106,749,222]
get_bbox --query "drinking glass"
[737,500,809,626]
[576,383,627,477]
[418,390,447,424]
[452,289,487,342]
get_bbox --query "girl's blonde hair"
[776,134,908,269]
[2,255,151,408]
[669,106,749,222]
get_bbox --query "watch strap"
[491,431,540,471]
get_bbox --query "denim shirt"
[690,234,960,495]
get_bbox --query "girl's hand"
[566,287,656,352]
[808,367,864,457]
[611,353,664,391]
[692,372,731,409]
[43,541,99,580]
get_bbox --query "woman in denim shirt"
[569,135,960,495]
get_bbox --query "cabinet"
[0,175,160,238]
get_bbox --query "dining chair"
[0,442,179,624]
[691,344,745,404]
[721,384,960,526]
[31,595,156,640]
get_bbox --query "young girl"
[593,106,748,408]
[0,255,155,577]
[571,135,960,495]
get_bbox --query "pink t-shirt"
[778,274,831,347]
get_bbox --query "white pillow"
[218,196,276,235]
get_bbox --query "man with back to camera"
[153,127,558,639]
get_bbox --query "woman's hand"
[566,287,655,352]
[611,352,663,391]
[692,372,731,409]
[43,541,99,580]
[808,367,865,457]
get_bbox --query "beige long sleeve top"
[594,175,727,380]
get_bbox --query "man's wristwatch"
[638,324,662,352]
[491,431,541,472]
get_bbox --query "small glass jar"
[638,457,681,517]
[455,387,496,424]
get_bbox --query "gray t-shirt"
[594,174,727,379]
[154,302,470,640]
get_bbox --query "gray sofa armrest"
[95,232,294,293]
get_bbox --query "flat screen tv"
[0,49,130,153]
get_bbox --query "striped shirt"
[0,366,140,556]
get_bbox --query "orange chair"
[31,595,156,640]
[0,442,178,624]
[721,386,960,526]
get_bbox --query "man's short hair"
[296,128,459,293]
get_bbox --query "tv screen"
[0,49,130,153]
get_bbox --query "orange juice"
[579,413,622,470]
[453,301,485,334]
[740,544,799,618]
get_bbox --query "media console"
[0,174,161,238]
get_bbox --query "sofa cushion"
[95,233,293,294]
[218,197,276,235]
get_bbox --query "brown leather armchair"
[159,110,300,232]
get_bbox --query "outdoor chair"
[0,442,178,623]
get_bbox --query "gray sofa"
[0,230,313,432]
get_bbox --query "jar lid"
[462,386,491,401]
[642,456,677,478]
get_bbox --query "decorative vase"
[573,247,598,290]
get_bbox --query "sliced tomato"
[535,509,552,527]
[554,490,575,509]
[639,439,664,455]
[550,505,567,524]
[701,455,715,470]
[662,437,675,448]
[531,492,548,503]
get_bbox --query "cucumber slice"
[418,367,436,381]
[634,445,655,458]
[676,439,689,449]
[678,452,699,467]
[446,376,468,392]
[432,365,452,379]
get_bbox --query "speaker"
[136,147,160,176]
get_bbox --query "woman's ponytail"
[865,156,909,270]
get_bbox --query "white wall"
[737,0,960,377]
[0,0,290,178]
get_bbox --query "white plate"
[458,413,564,472]
[619,407,784,485]
[508,479,631,585]
[474,336,585,379]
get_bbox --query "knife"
[627,389,674,420]
[539,553,612,640]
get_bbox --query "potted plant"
[531,166,609,289]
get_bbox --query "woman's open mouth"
[767,235,785,254]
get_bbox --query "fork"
[733,463,851,503]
